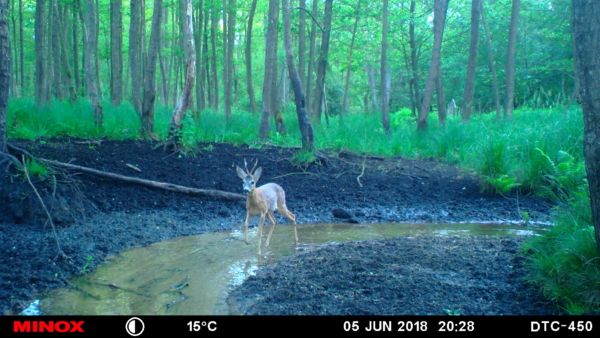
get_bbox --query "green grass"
[6,97,599,313]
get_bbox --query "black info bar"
[0,316,598,337]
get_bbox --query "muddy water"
[41,223,545,315]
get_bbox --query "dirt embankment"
[0,140,553,314]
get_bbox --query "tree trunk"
[436,75,446,125]
[57,1,76,101]
[18,0,22,93]
[129,0,143,114]
[409,0,421,115]
[258,0,279,139]
[9,0,16,95]
[366,64,379,113]
[312,0,333,124]
[418,0,448,130]
[282,0,313,151]
[341,1,360,115]
[194,0,205,113]
[244,0,258,114]
[210,0,219,109]
[305,0,318,115]
[504,0,520,118]
[110,0,123,105]
[572,0,600,253]
[167,0,196,146]
[34,0,47,105]
[380,0,390,133]
[82,0,102,127]
[202,6,211,107]
[224,0,235,122]
[298,0,306,90]
[0,0,7,152]
[481,5,501,118]
[73,4,80,95]
[50,0,63,99]
[462,0,481,121]
[141,0,163,139]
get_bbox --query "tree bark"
[409,0,421,115]
[366,64,379,113]
[210,0,219,109]
[244,0,258,114]
[224,0,235,122]
[341,1,360,115]
[167,0,196,146]
[0,0,7,153]
[380,0,390,133]
[73,3,80,95]
[481,5,501,118]
[504,0,520,118]
[140,0,163,139]
[128,0,143,114]
[82,0,102,127]
[436,75,446,125]
[298,0,306,90]
[305,0,318,115]
[56,1,76,102]
[462,0,481,121]
[312,0,333,124]
[572,0,600,253]
[110,0,123,105]
[258,0,279,139]
[18,0,22,93]
[282,0,314,152]
[34,0,47,105]
[418,0,448,130]
[194,0,205,113]
[202,6,211,107]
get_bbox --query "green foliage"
[23,158,49,178]
[292,149,318,167]
[523,191,599,314]
[484,174,520,194]
[391,108,415,128]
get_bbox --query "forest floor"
[0,139,557,314]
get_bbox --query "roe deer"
[236,159,297,254]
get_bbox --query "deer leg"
[243,211,251,244]
[257,213,266,254]
[279,205,298,244]
[265,211,277,247]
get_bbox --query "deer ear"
[236,166,246,179]
[253,167,262,181]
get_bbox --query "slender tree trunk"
[224,0,235,122]
[9,0,16,95]
[259,0,278,139]
[203,6,211,106]
[34,0,47,105]
[73,4,80,95]
[504,0,520,118]
[110,0,123,105]
[366,64,379,113]
[210,0,219,109]
[282,0,313,151]
[141,0,163,139]
[380,0,390,133]
[168,0,196,145]
[18,0,22,93]
[409,0,420,114]
[341,1,360,115]
[51,0,64,99]
[244,0,258,114]
[481,6,501,118]
[572,0,600,253]
[82,0,102,127]
[129,0,143,114]
[194,0,205,113]
[436,75,446,125]
[0,0,7,152]
[221,0,228,115]
[312,0,333,124]
[57,1,76,101]
[462,0,481,121]
[305,0,318,115]
[298,0,306,90]
[418,0,448,130]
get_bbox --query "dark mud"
[228,236,556,315]
[0,139,553,314]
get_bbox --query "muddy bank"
[228,236,556,315]
[0,140,553,314]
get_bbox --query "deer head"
[236,159,262,192]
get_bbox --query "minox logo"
[13,320,85,333]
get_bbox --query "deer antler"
[250,159,258,174]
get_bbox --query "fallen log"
[40,158,246,202]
